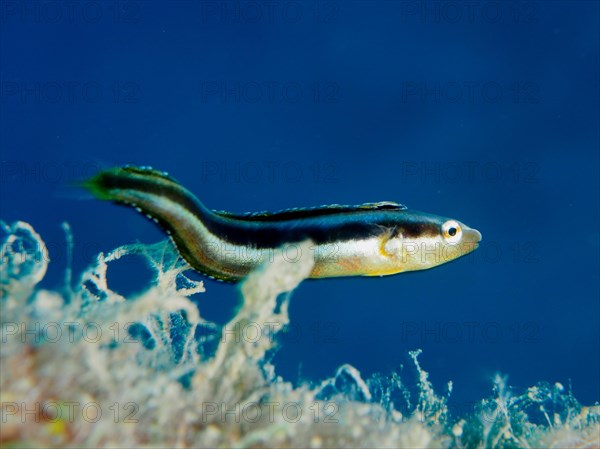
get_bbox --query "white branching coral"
[0,221,598,448]
[1,220,49,300]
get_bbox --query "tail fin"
[82,165,180,201]
[81,165,216,226]
[81,166,242,282]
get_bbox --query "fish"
[84,166,482,283]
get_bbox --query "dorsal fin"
[213,201,407,222]
[119,165,179,183]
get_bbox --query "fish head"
[382,211,482,272]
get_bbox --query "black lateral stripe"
[214,218,379,247]
[92,168,440,249]
[211,214,441,248]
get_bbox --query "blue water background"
[1,1,598,409]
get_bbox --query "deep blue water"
[1,1,598,411]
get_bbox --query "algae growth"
[0,221,598,448]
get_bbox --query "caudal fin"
[82,166,180,201]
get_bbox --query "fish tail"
[83,166,241,282]
[84,165,181,201]
[83,165,214,220]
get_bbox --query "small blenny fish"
[85,166,482,282]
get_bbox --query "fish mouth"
[471,229,482,243]
[462,228,482,250]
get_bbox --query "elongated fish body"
[85,166,482,282]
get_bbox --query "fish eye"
[442,220,462,243]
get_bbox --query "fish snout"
[462,227,482,249]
